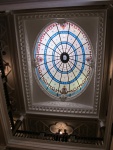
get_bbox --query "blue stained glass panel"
[34,21,94,100]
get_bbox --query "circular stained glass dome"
[34,21,94,101]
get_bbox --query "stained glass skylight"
[34,21,94,101]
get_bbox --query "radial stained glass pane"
[34,21,94,101]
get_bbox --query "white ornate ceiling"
[15,9,106,118]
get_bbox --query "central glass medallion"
[34,21,94,101]
[60,52,69,63]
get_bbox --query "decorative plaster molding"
[15,10,106,117]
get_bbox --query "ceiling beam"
[0,0,113,11]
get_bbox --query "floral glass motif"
[34,21,94,101]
